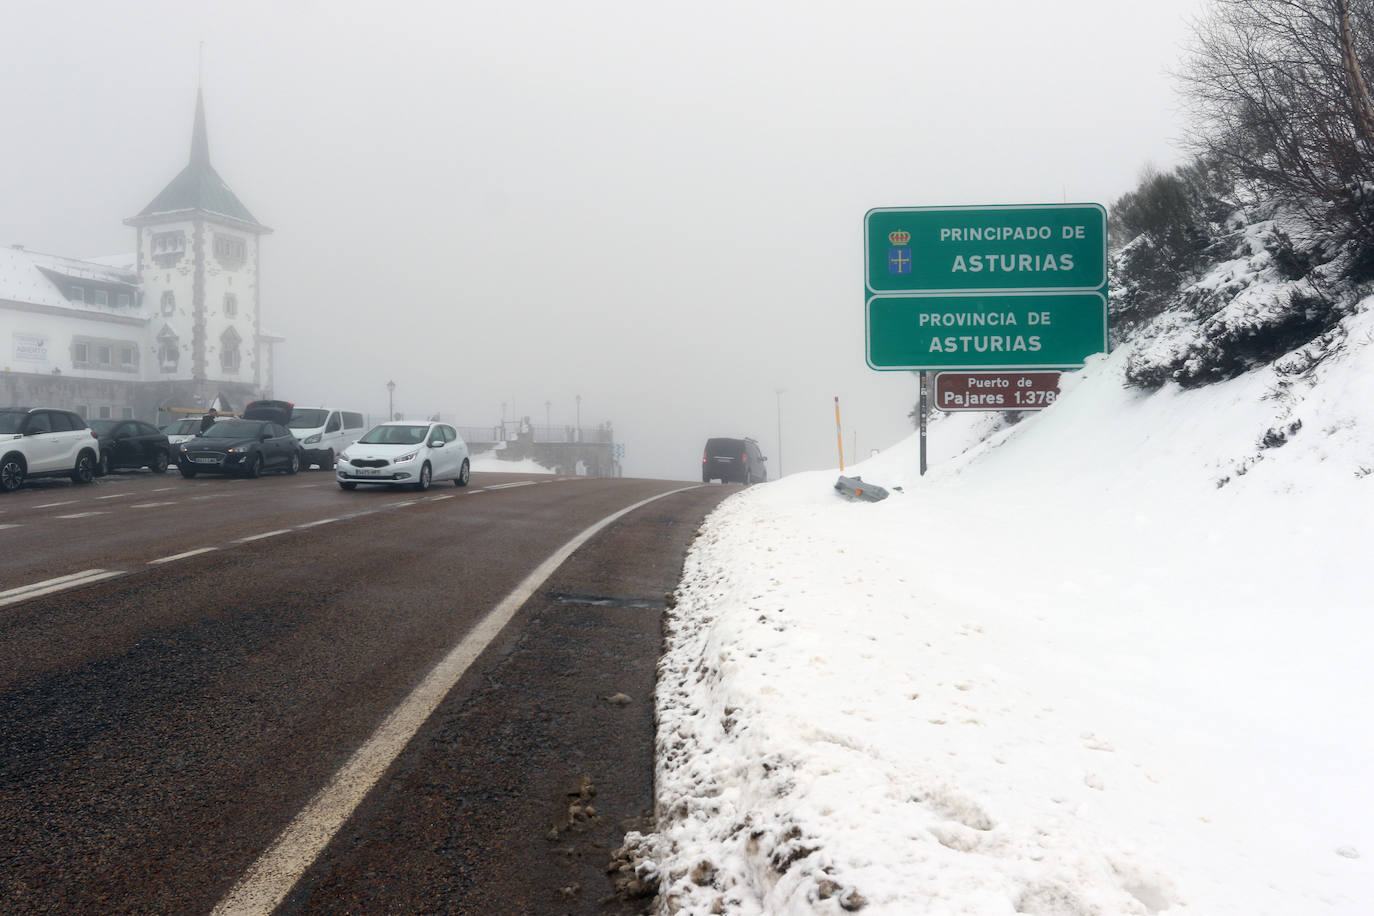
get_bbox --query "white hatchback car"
[336,421,471,491]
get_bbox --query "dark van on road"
[702,437,767,485]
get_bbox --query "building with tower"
[0,90,279,422]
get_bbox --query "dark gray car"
[702,437,767,485]
[177,417,303,478]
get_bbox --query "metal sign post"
[919,372,928,476]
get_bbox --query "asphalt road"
[0,467,733,914]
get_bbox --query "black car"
[702,437,768,485]
[88,419,173,476]
[177,417,303,478]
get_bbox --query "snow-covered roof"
[0,246,72,308]
[0,246,148,318]
[84,252,137,272]
[24,249,137,286]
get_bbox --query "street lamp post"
[386,380,395,422]
[545,400,551,431]
[575,394,582,442]
[775,388,785,478]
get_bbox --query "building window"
[70,285,85,303]
[158,326,179,371]
[224,293,238,317]
[220,326,241,372]
[117,292,131,308]
[214,234,246,265]
[119,346,135,367]
[161,290,176,316]
[153,231,186,254]
[93,289,108,306]
[75,405,88,420]
[121,407,135,420]
[73,342,89,363]
[96,345,112,366]
[98,406,112,419]
[151,231,186,267]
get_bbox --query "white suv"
[0,408,101,492]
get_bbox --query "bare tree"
[1179,0,1374,237]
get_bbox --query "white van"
[286,407,366,470]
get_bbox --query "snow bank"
[629,298,1374,913]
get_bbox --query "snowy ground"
[623,302,1374,913]
[469,454,556,475]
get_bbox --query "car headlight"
[228,446,249,453]
[303,433,321,444]
[395,450,419,463]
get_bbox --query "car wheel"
[0,456,25,492]
[151,451,170,474]
[245,455,263,479]
[179,465,197,479]
[286,452,300,475]
[455,459,470,487]
[321,449,335,471]
[339,481,357,490]
[97,451,111,477]
[414,462,432,491]
[72,452,96,485]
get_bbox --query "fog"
[0,0,1205,480]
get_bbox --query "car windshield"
[0,413,25,434]
[166,418,202,435]
[288,409,329,429]
[199,419,264,439]
[88,420,119,435]
[357,424,428,446]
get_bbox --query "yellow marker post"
[834,396,845,471]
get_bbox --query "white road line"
[148,547,218,565]
[211,484,701,916]
[190,494,231,500]
[96,492,134,500]
[235,529,291,543]
[428,494,455,501]
[296,518,339,529]
[465,489,486,494]
[54,511,106,519]
[0,569,122,609]
[34,500,77,509]
[485,481,537,490]
[131,502,178,509]
[0,524,19,530]
[151,487,176,492]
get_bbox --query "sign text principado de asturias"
[864,204,1109,370]
[865,204,1107,295]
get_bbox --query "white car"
[0,407,101,492]
[336,421,471,491]
[161,416,209,448]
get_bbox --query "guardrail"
[457,424,612,446]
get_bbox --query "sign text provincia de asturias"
[864,204,1108,371]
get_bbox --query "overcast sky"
[1,0,1208,479]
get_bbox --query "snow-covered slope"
[620,290,1374,913]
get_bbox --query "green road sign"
[865,204,1107,295]
[866,292,1108,370]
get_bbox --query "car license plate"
[194,457,219,464]
[358,467,381,476]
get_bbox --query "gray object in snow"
[834,475,889,502]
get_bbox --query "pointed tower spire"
[190,87,210,167]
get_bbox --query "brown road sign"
[934,371,1062,411]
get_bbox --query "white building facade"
[0,91,277,422]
